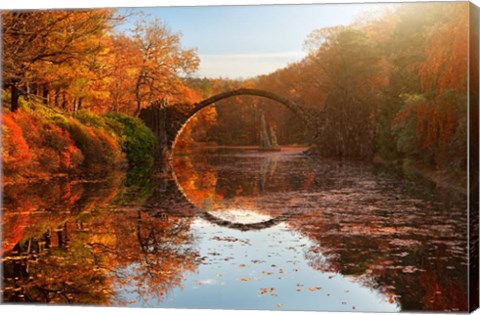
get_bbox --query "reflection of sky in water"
[207,209,273,224]
[116,215,399,311]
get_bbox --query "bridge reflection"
[139,161,296,232]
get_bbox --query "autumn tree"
[304,27,381,158]
[127,18,199,116]
[1,10,116,112]
[391,2,469,169]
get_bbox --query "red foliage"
[2,110,85,181]
[2,113,33,176]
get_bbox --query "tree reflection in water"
[2,172,200,305]
[111,211,198,305]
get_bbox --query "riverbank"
[372,155,467,195]
[2,102,155,186]
[174,144,309,156]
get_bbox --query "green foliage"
[57,109,155,168]
[105,113,156,166]
[114,166,155,205]
[75,109,111,129]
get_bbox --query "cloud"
[196,50,306,79]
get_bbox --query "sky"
[118,3,386,79]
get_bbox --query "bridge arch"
[172,88,312,150]
[139,88,318,161]
[190,88,308,121]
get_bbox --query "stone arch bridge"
[139,88,320,160]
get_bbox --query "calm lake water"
[1,147,468,311]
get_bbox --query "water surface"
[1,147,468,311]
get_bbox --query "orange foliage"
[2,110,86,179]
[0,108,127,182]
[2,113,33,175]
[419,3,469,95]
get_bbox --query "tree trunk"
[43,85,49,105]
[73,97,78,114]
[135,99,142,117]
[61,91,67,110]
[11,84,20,112]
[54,88,60,108]
[134,71,145,117]
[31,83,37,96]
[134,86,143,117]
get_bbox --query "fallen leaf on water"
[308,287,322,291]
[277,304,283,308]
[240,278,253,282]
[260,288,275,295]
[271,293,278,297]
[216,274,223,278]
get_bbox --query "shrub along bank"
[2,102,155,184]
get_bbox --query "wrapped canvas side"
[469,2,480,312]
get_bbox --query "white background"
[1,0,479,315]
